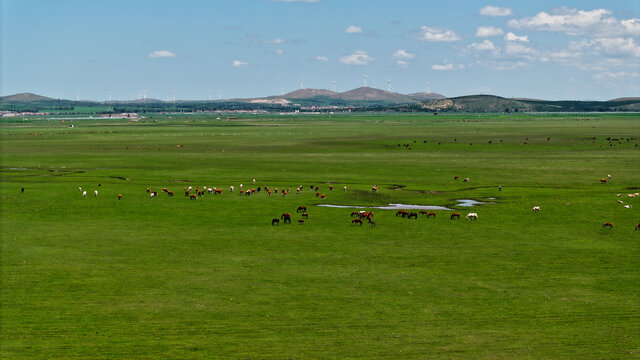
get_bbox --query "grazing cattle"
[329,185,334,191]
[245,190,252,196]
[617,194,622,197]
[214,189,223,195]
[118,194,122,200]
[352,218,363,226]
[454,176,459,180]
[296,188,300,194]
[532,206,541,212]
[267,190,272,196]
[396,210,408,217]
[426,212,436,218]
[372,185,378,192]
[208,188,213,194]
[298,219,305,225]
[253,179,256,185]
[150,192,156,198]
[624,205,632,208]
[600,178,607,183]
[189,194,197,200]
[419,210,428,215]
[315,186,319,192]
[184,190,190,196]
[316,192,320,197]
[344,186,347,191]
[450,212,461,220]
[272,218,279,226]
[320,194,326,199]
[297,206,307,213]
[607,174,612,179]
[82,191,87,197]
[167,190,174,196]
[301,212,309,219]
[21,187,24,193]
[628,194,636,198]
[162,188,168,192]
[463,178,470,183]
[230,186,234,192]
[187,186,192,192]
[94,190,98,197]
[466,213,478,220]
[635,223,640,230]
[408,212,418,219]
[281,213,291,223]
[146,188,151,193]
[603,222,613,228]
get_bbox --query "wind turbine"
[427,81,431,94]
[218,90,222,100]
[331,80,336,92]
[387,79,392,92]
[363,74,368,87]
[172,90,176,102]
[281,88,285,96]
[300,76,304,90]
[75,91,80,101]
[142,90,148,101]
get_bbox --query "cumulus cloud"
[232,60,248,67]
[432,63,464,71]
[396,60,409,67]
[393,49,415,59]
[339,50,373,65]
[476,26,503,37]
[508,8,640,37]
[418,26,460,41]
[345,25,363,34]
[479,6,512,17]
[148,50,176,58]
[468,40,497,51]
[504,32,529,42]
[315,56,329,62]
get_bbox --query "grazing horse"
[635,223,640,230]
[396,210,408,217]
[419,210,428,216]
[408,212,418,219]
[301,212,309,219]
[426,212,436,218]
[450,212,461,220]
[281,213,291,223]
[466,213,478,220]
[600,178,607,183]
[298,219,305,225]
[532,206,540,212]
[271,218,279,226]
[351,211,360,217]
[602,222,613,228]
[297,206,307,213]
[463,178,470,183]
[352,218,363,226]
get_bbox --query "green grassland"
[1,113,639,359]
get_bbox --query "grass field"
[1,113,639,359]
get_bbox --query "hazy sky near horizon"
[2,0,639,101]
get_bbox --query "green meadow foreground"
[1,113,639,359]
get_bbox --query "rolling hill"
[0,93,54,102]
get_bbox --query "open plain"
[1,113,639,358]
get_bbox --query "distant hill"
[283,89,337,99]
[333,87,417,104]
[609,97,640,102]
[407,92,446,101]
[0,93,54,102]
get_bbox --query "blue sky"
[2,0,639,100]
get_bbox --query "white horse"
[466,213,478,220]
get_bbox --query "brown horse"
[281,213,291,223]
[271,218,279,226]
[602,222,613,228]
[450,212,461,219]
[396,210,408,217]
[298,219,305,225]
[635,223,640,230]
[408,212,418,219]
[301,212,309,219]
[426,212,436,218]
[189,194,197,200]
[351,211,360,217]
[297,206,307,213]
[352,218,363,226]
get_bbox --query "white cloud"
[393,49,415,59]
[232,60,248,67]
[508,8,640,37]
[593,37,640,57]
[476,26,503,37]
[468,40,497,51]
[505,42,535,56]
[275,49,284,54]
[396,60,409,67]
[315,56,329,61]
[479,6,512,17]
[345,25,363,34]
[594,71,640,80]
[267,38,284,44]
[148,50,176,58]
[504,32,529,42]
[432,63,464,71]
[418,26,460,41]
[339,50,373,65]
